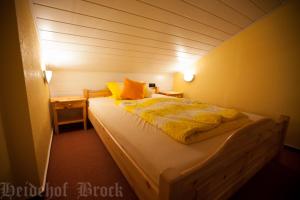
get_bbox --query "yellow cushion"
[121,79,145,100]
[106,82,123,99]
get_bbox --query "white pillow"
[144,86,153,98]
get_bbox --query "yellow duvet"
[117,98,244,144]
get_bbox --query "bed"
[83,89,289,200]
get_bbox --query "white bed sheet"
[88,95,265,185]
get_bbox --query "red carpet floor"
[45,128,138,200]
[44,128,300,200]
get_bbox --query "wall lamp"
[183,71,195,82]
[43,70,52,83]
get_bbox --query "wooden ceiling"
[32,0,284,73]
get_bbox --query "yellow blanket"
[117,98,243,144]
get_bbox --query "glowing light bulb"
[183,72,195,82]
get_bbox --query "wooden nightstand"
[50,96,87,133]
[159,91,184,98]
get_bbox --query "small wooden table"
[159,91,184,98]
[50,96,87,133]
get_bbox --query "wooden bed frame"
[83,89,290,200]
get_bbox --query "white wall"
[49,71,173,97]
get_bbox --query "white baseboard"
[39,129,53,194]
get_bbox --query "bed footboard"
[159,115,290,200]
[88,108,159,200]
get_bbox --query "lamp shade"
[183,72,195,82]
[44,70,52,83]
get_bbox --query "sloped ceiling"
[32,0,284,73]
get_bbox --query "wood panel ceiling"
[31,0,284,73]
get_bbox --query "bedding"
[121,78,145,100]
[106,82,123,99]
[116,97,243,144]
[106,80,153,99]
[88,94,265,185]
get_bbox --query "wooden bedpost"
[83,89,89,98]
[159,168,181,200]
[83,88,111,99]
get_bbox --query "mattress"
[88,94,265,185]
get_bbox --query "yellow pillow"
[121,79,145,100]
[106,82,123,99]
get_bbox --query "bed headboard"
[83,89,111,99]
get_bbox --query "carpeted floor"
[45,128,138,200]
[44,127,300,200]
